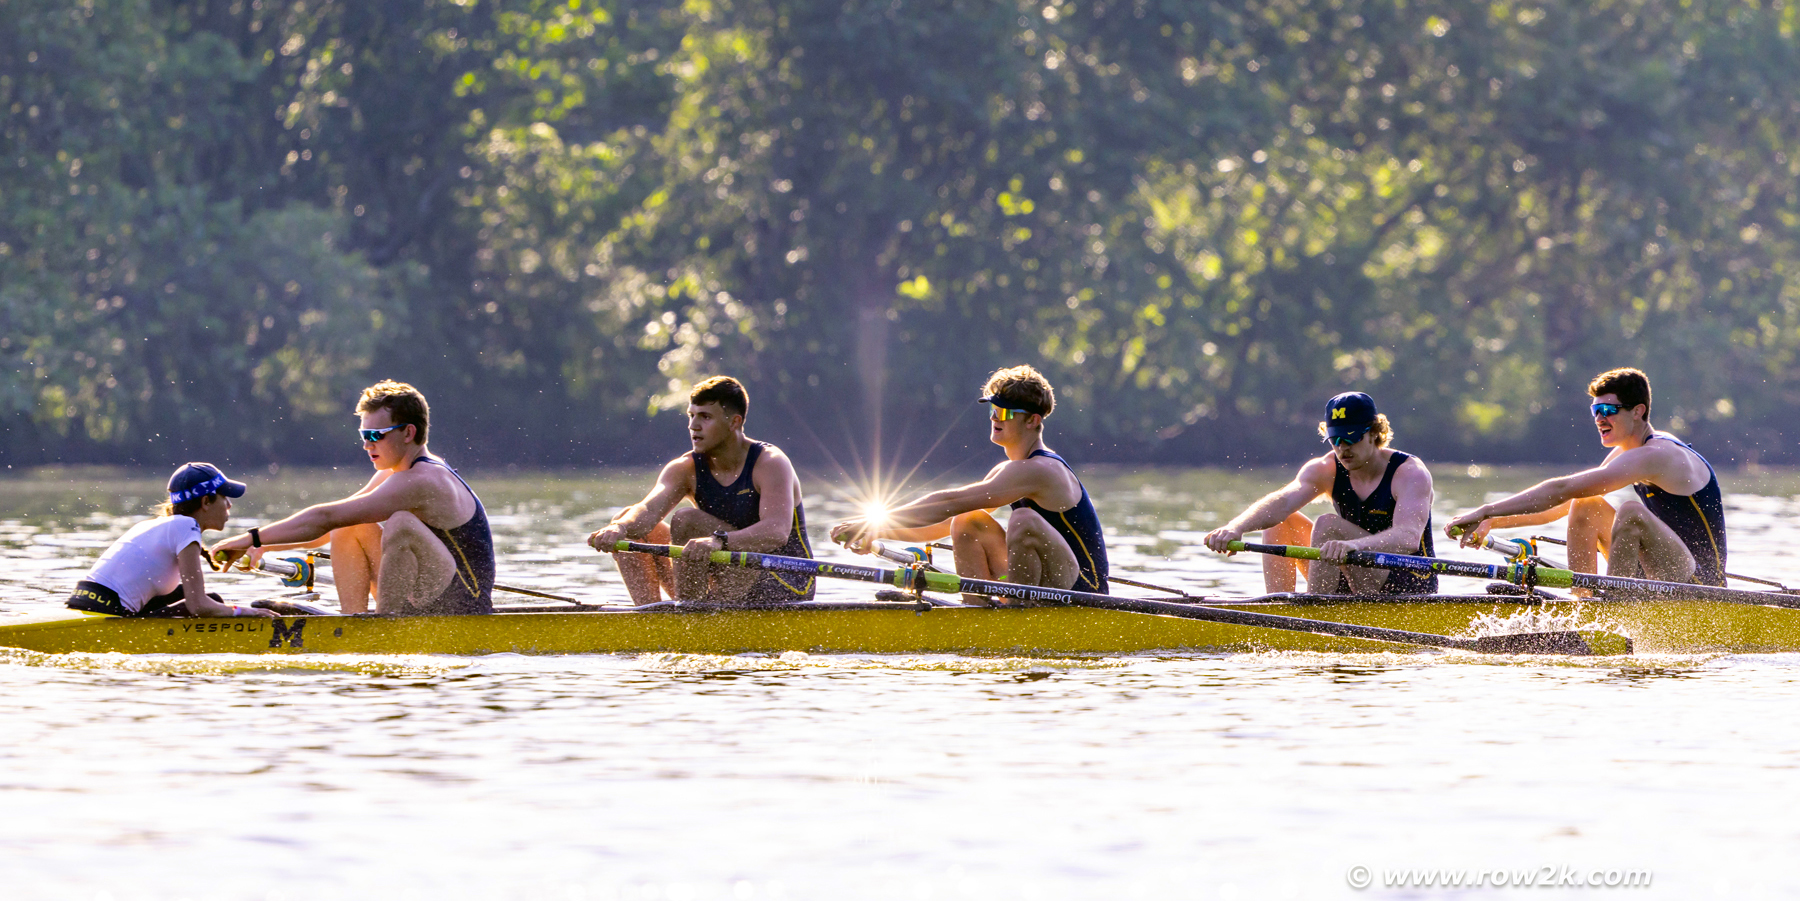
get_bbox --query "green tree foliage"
[5,0,1800,465]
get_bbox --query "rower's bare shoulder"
[658,453,699,489]
[1296,454,1337,486]
[1394,451,1433,481]
[1391,453,1434,493]
[750,444,800,487]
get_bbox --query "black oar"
[1227,539,1800,609]
[616,541,1619,655]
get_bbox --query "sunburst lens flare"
[860,500,891,525]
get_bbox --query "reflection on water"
[4,466,1800,898]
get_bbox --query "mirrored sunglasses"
[359,425,405,444]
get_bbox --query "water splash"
[1459,604,1629,642]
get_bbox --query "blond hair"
[982,365,1055,416]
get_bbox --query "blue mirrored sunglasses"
[1590,402,1624,419]
[1324,429,1369,448]
[359,425,404,444]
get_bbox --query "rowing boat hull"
[0,594,1795,656]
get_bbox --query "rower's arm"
[176,543,273,617]
[608,458,695,539]
[732,447,801,552]
[1349,458,1433,554]
[1483,501,1573,531]
[213,476,427,563]
[878,462,1041,530]
[877,521,955,543]
[1464,457,1644,521]
[1224,459,1333,534]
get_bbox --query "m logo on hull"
[269,618,305,649]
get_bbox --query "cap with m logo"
[1324,392,1378,440]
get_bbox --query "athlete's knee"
[1267,512,1312,542]
[381,511,428,542]
[1309,513,1358,542]
[951,509,999,538]
[1004,508,1049,540]
[1610,500,1653,530]
[669,507,725,540]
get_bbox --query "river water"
[4,464,1800,899]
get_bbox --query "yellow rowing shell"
[0,595,1794,656]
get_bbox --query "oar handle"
[1227,540,1319,560]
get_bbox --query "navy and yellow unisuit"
[693,442,815,602]
[1633,434,1728,587]
[1010,449,1110,594]
[1329,451,1437,595]
[411,455,496,615]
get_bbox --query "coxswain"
[586,376,814,605]
[1445,368,1727,586]
[1203,392,1439,594]
[211,380,495,614]
[829,364,1108,603]
[67,463,277,618]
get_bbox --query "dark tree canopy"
[4,0,1798,468]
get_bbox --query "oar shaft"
[617,541,922,592]
[1229,540,1537,585]
[616,541,1587,653]
[1525,534,1792,590]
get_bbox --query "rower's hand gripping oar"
[617,541,1622,655]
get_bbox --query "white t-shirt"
[84,516,204,612]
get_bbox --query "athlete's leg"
[1608,499,1698,583]
[950,509,1008,605]
[1567,496,1615,574]
[1305,513,1389,595]
[612,521,675,605]
[373,512,457,612]
[1262,511,1313,593]
[669,507,759,602]
[1565,496,1616,597]
[1003,506,1082,592]
[329,522,383,614]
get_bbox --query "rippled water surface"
[6,465,1800,900]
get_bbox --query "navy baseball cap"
[1323,392,1379,440]
[168,463,247,505]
